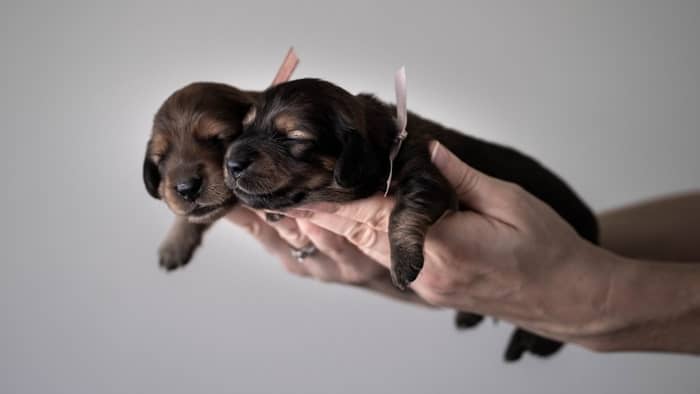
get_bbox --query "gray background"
[2,1,699,393]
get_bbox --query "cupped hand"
[284,141,617,345]
[226,206,428,305]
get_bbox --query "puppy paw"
[527,336,564,358]
[503,328,563,362]
[454,311,484,329]
[158,241,196,271]
[390,245,424,290]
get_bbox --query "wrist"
[575,252,700,353]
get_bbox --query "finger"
[429,141,518,216]
[226,206,270,238]
[292,250,343,283]
[291,194,395,232]
[225,207,311,277]
[253,210,310,248]
[287,210,392,268]
[249,211,346,282]
[262,217,346,283]
[298,220,389,282]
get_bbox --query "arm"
[286,142,700,354]
[584,251,700,353]
[598,192,700,262]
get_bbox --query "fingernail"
[429,140,442,163]
[264,212,285,222]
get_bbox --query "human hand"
[225,206,428,305]
[226,143,700,354]
[284,141,619,347]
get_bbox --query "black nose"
[174,177,202,201]
[226,159,251,178]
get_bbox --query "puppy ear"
[143,148,162,199]
[333,130,381,189]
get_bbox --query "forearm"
[598,192,700,262]
[582,252,700,354]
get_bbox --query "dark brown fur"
[143,82,259,270]
[223,79,599,362]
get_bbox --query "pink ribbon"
[385,66,409,196]
[271,47,299,86]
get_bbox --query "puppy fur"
[223,79,599,362]
[143,82,258,270]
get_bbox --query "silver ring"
[290,243,317,262]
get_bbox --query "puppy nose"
[226,159,251,178]
[174,177,202,201]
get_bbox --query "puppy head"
[223,79,390,210]
[143,82,257,222]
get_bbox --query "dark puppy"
[143,82,258,270]
[223,78,599,362]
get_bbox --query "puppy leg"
[158,216,209,271]
[504,328,563,362]
[454,311,485,329]
[389,160,457,289]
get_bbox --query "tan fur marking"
[242,107,256,126]
[149,133,169,163]
[274,113,299,132]
[196,117,229,140]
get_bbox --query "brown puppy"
[223,78,599,362]
[143,82,258,270]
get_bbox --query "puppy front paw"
[390,245,424,290]
[158,240,196,271]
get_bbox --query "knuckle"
[285,231,307,246]
[304,226,346,260]
[366,209,390,231]
[454,167,480,195]
[347,224,377,249]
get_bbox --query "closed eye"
[287,129,315,141]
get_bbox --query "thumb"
[429,140,515,215]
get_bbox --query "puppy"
[223,78,599,361]
[143,82,258,270]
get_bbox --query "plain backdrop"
[2,1,699,393]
